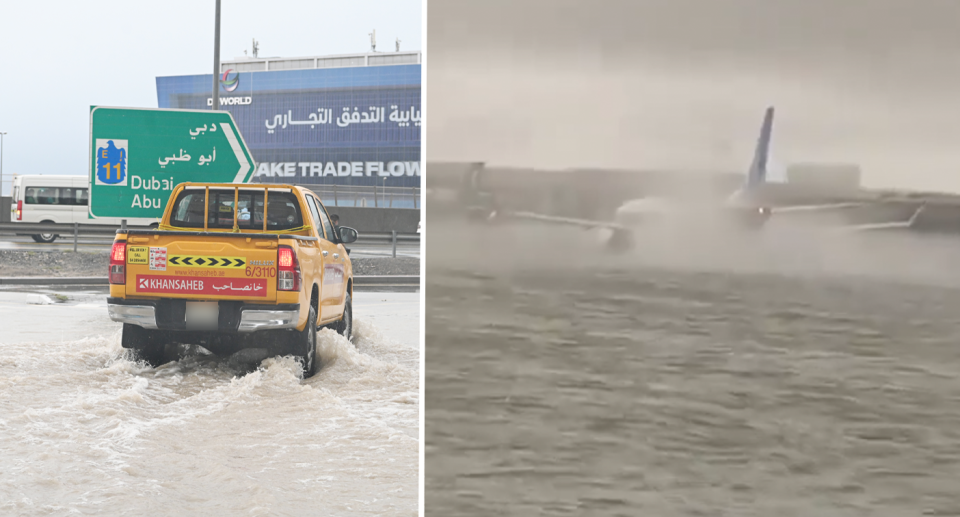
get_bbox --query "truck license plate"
[185,302,219,330]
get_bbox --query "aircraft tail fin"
[745,106,774,190]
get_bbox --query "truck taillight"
[16,200,22,221]
[109,241,126,285]
[277,245,301,291]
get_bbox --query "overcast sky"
[428,0,960,192]
[0,0,421,195]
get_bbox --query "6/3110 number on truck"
[245,266,276,278]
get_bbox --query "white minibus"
[10,175,159,243]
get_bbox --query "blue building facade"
[156,53,421,198]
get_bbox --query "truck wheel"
[297,305,318,378]
[121,323,166,367]
[336,292,353,342]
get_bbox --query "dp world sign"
[88,107,255,220]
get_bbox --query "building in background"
[156,51,421,208]
[786,163,862,194]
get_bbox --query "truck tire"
[121,323,166,367]
[336,292,353,342]
[297,305,318,378]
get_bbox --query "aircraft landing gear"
[734,207,772,230]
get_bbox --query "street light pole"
[212,0,221,111]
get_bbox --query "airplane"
[472,106,923,251]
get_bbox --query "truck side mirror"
[338,226,358,244]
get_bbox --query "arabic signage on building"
[156,64,421,191]
[88,107,255,220]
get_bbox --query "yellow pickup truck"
[106,182,358,378]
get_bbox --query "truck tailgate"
[122,234,280,302]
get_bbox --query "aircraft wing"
[505,211,629,231]
[831,204,925,232]
[836,221,913,232]
[769,202,865,213]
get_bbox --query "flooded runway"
[426,219,960,515]
[0,290,419,516]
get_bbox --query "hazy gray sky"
[428,0,960,192]
[0,0,421,195]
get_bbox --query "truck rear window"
[169,188,304,231]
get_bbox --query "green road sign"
[88,107,256,220]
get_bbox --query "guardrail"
[0,222,419,256]
[0,222,131,236]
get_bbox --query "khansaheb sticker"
[135,275,268,297]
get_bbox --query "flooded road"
[0,290,419,516]
[426,219,960,516]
